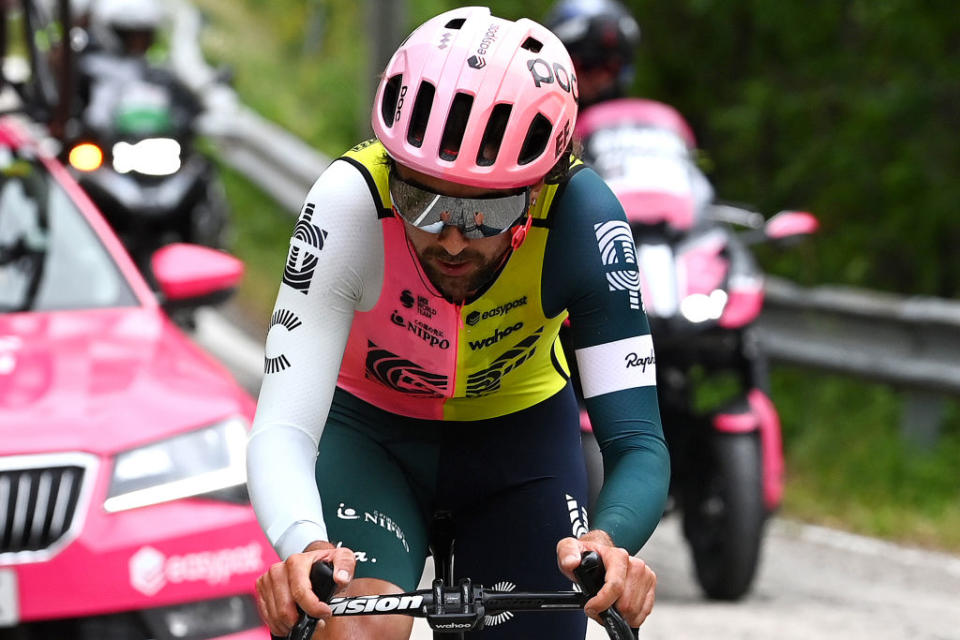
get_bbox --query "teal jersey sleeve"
[542,167,670,554]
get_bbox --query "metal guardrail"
[170,1,960,445]
[756,278,960,446]
[758,277,960,394]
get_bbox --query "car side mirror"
[151,243,243,309]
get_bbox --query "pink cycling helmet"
[372,7,579,189]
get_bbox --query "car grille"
[0,453,97,562]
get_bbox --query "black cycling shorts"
[315,383,590,639]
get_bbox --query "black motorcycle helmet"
[544,0,641,107]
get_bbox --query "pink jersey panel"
[337,218,459,419]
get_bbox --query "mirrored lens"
[389,176,529,239]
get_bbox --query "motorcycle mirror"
[151,243,243,308]
[764,210,819,240]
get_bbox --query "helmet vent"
[445,18,466,29]
[517,113,552,165]
[477,103,512,166]
[520,37,543,53]
[407,81,436,148]
[381,75,402,127]
[439,93,474,161]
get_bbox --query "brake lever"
[270,561,338,640]
[573,551,639,640]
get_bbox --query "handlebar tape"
[271,561,337,640]
[310,560,338,601]
[573,551,640,640]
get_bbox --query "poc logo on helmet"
[527,58,578,101]
[394,85,408,123]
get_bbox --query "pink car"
[0,118,274,638]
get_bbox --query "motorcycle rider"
[544,0,641,109]
[77,0,202,142]
[249,7,669,639]
[68,0,228,274]
[545,0,715,228]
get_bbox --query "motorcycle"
[571,98,818,600]
[64,52,230,279]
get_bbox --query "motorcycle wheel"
[682,432,765,600]
[190,175,231,249]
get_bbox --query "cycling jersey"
[247,140,669,563]
[336,140,572,420]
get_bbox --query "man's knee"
[317,578,413,640]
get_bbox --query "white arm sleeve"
[246,160,384,559]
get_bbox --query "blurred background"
[191,0,960,552]
[1,0,958,637]
[0,0,960,640]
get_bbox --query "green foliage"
[624,0,960,296]
[195,0,366,155]
[773,367,960,551]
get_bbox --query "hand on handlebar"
[255,541,355,638]
[557,531,656,629]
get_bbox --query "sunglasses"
[389,174,530,239]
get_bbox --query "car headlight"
[680,289,729,323]
[105,417,248,512]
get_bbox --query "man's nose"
[437,226,469,256]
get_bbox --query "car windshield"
[0,145,138,312]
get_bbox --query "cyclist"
[248,7,669,639]
[544,0,641,109]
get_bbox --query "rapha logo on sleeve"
[576,335,656,399]
[624,350,656,372]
